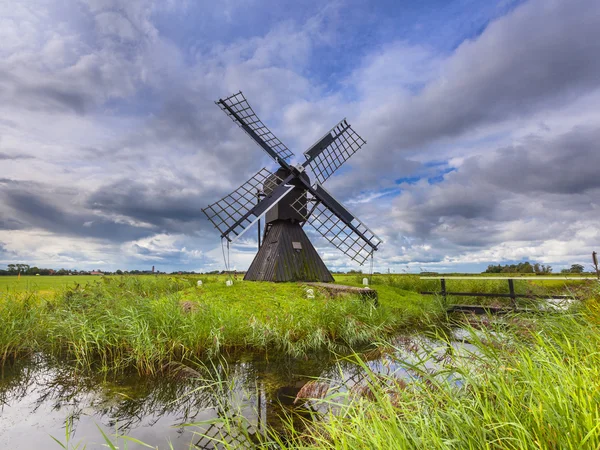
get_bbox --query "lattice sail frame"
[290,192,382,265]
[304,119,367,184]
[202,168,282,239]
[217,91,294,162]
[194,422,256,450]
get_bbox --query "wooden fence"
[420,276,596,313]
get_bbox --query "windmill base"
[244,220,334,283]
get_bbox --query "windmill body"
[202,92,382,282]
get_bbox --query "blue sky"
[1,0,599,273]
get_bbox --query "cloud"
[376,126,600,268]
[0,152,34,160]
[373,0,600,150]
[1,0,599,272]
[0,178,153,242]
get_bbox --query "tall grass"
[0,291,46,364]
[337,273,591,307]
[183,286,600,449]
[0,276,442,374]
[281,293,600,449]
[36,279,600,449]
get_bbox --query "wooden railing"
[420,276,595,313]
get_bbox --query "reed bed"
[0,276,442,374]
[184,284,600,449]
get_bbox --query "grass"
[336,273,591,307]
[291,302,600,449]
[188,283,600,450]
[0,275,444,373]
[0,275,102,294]
[8,274,599,449]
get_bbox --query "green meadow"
[0,275,442,373]
[2,273,598,448]
[0,275,102,293]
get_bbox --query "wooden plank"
[421,291,575,299]
[306,282,378,304]
[419,276,597,280]
[447,305,539,315]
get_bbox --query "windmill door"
[257,239,277,279]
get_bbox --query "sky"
[1,0,599,274]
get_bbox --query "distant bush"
[484,262,552,274]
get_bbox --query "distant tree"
[533,263,552,274]
[16,264,30,274]
[116,269,123,275]
[561,264,585,274]
[570,264,585,273]
[484,261,551,274]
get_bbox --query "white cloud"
[1,0,599,273]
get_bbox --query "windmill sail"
[290,185,382,265]
[202,168,292,241]
[216,92,293,164]
[205,91,381,280]
[303,119,366,184]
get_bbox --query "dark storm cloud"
[0,216,26,231]
[365,0,600,155]
[0,152,34,160]
[103,90,268,178]
[86,177,213,233]
[467,127,600,195]
[0,61,102,116]
[0,180,154,242]
[390,126,600,246]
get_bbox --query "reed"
[0,276,443,374]
[280,289,600,449]
[43,279,600,449]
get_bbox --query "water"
[0,352,341,449]
[0,329,488,449]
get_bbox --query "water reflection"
[0,328,490,449]
[0,353,336,449]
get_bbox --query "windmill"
[202,92,382,282]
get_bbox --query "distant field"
[0,275,106,292]
[1,272,593,294]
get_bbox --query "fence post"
[440,278,447,303]
[508,279,516,308]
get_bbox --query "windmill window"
[292,242,302,251]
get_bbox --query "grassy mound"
[0,276,443,373]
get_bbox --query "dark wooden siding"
[245,220,334,282]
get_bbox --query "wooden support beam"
[305,282,378,305]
